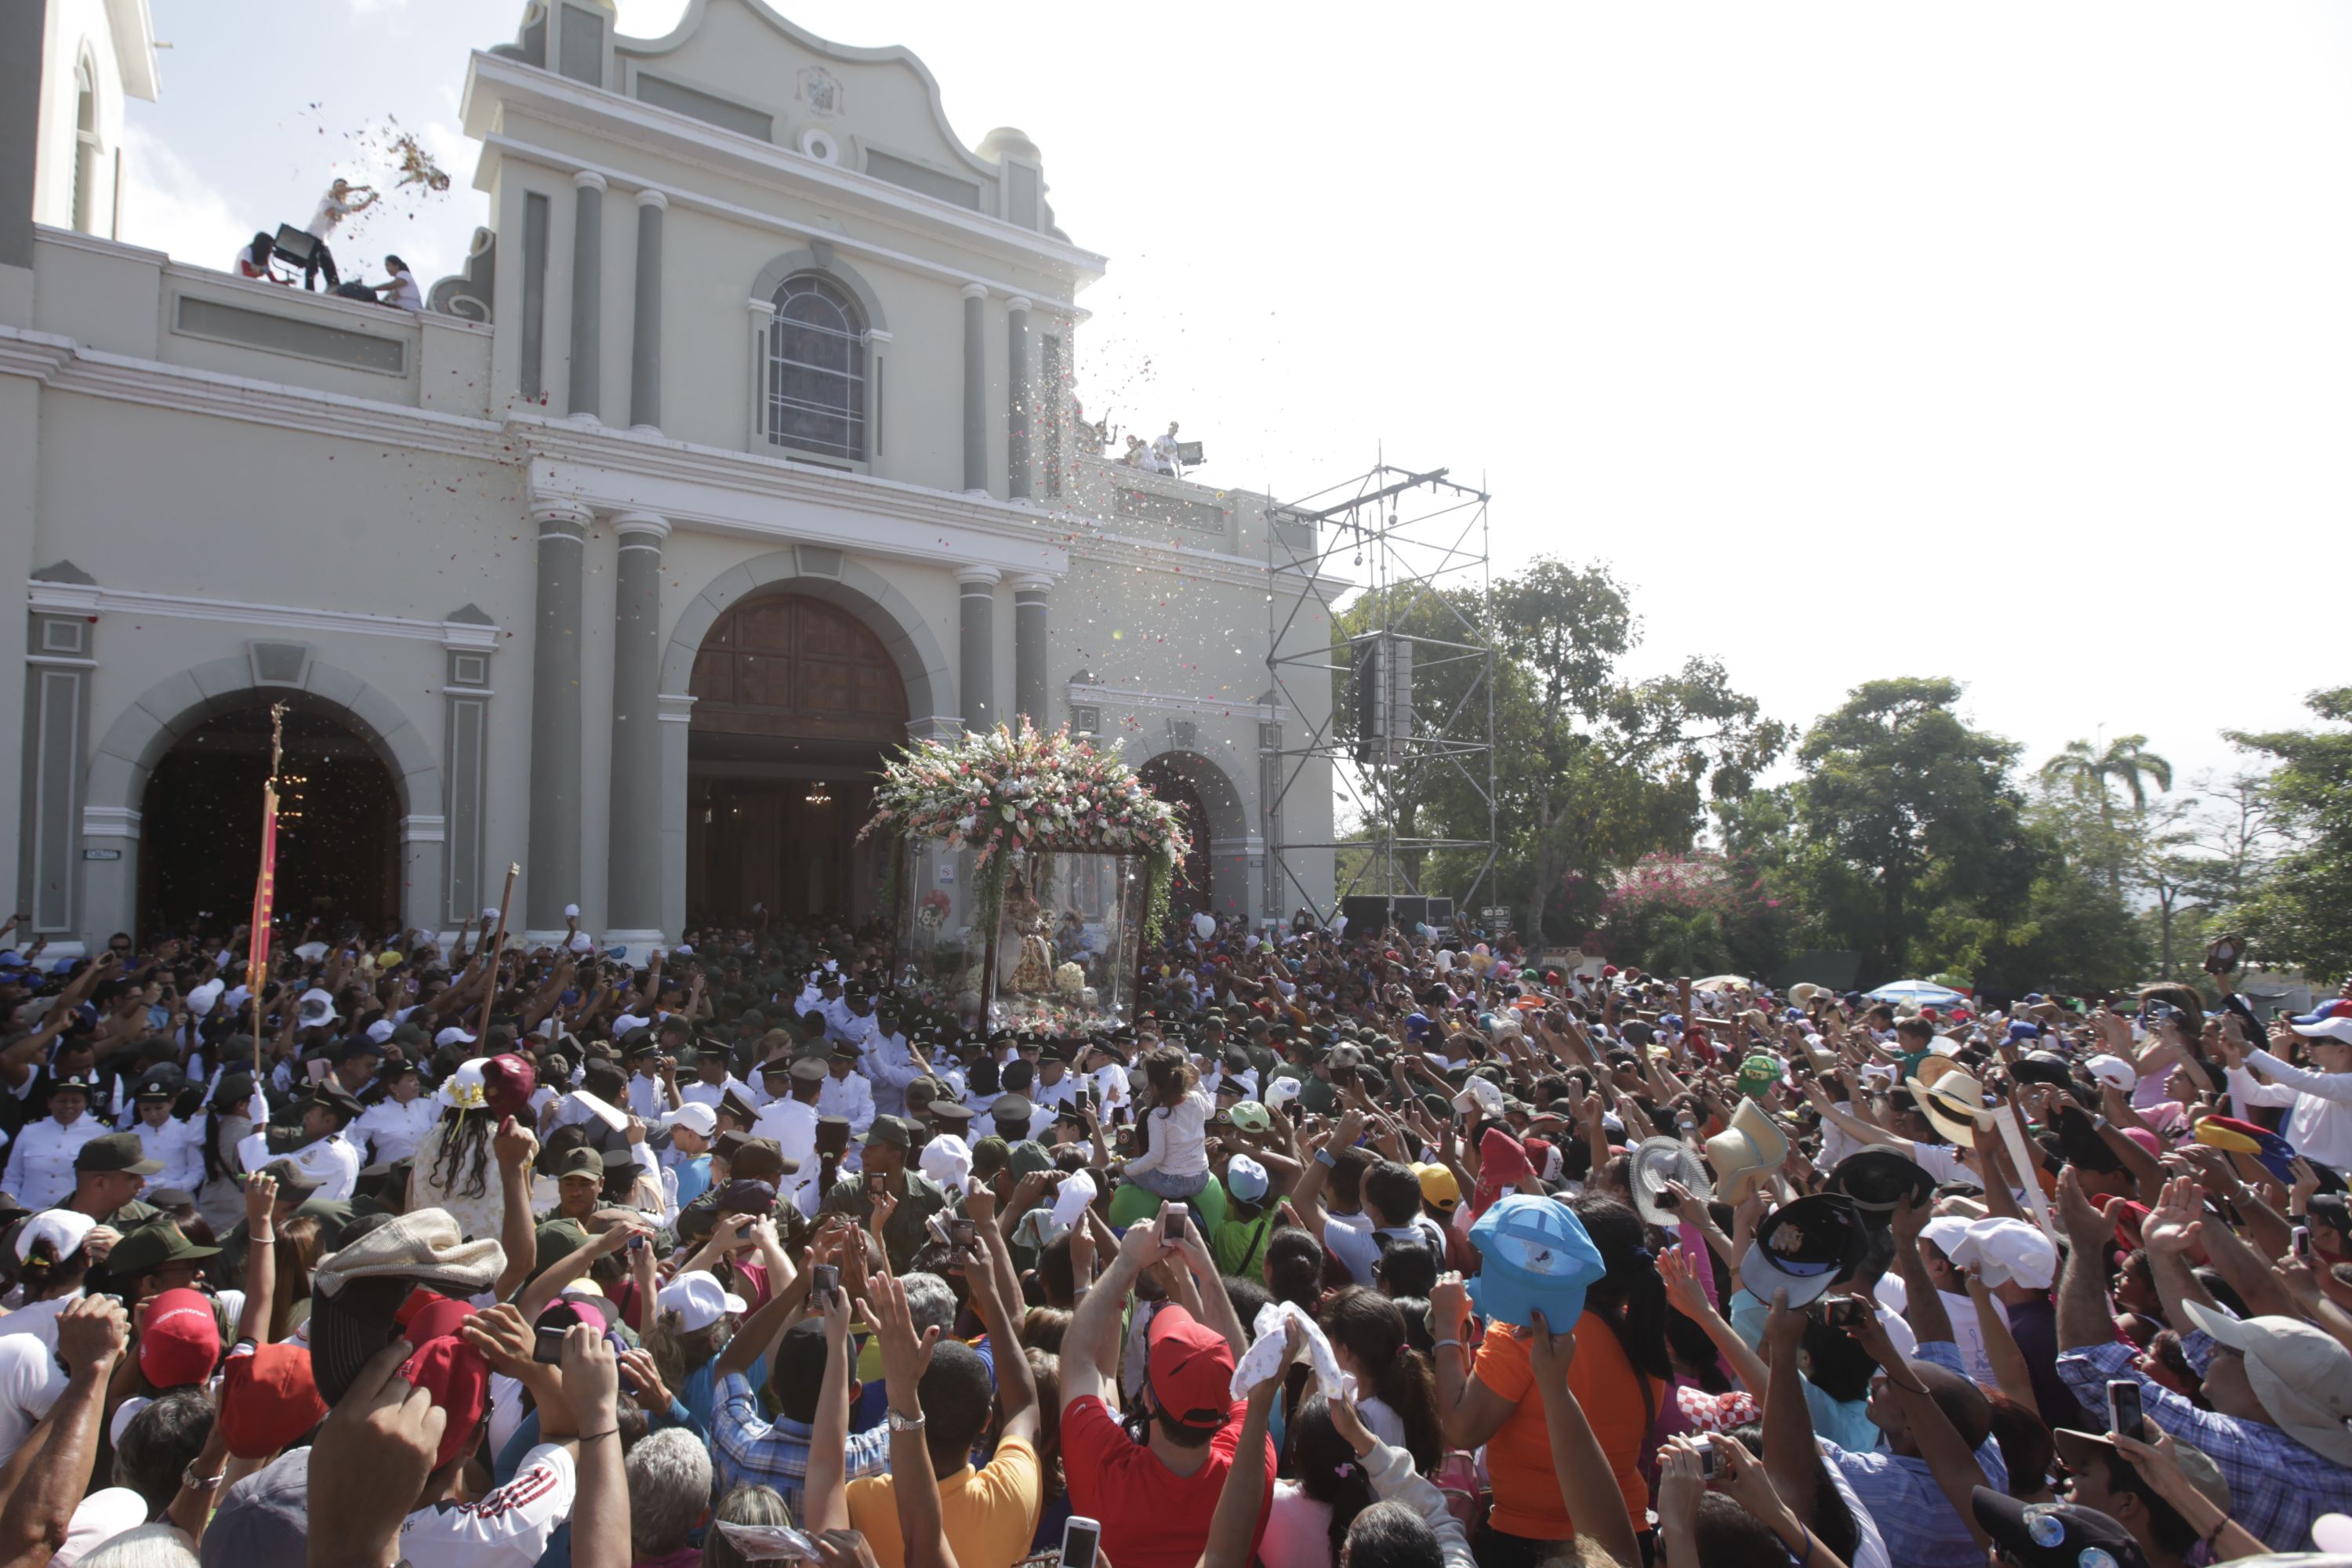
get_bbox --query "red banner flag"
[249,779,278,983]
[247,705,285,1076]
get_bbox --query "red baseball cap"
[137,1288,220,1389]
[401,1333,490,1470]
[1145,1305,1234,1432]
[481,1054,537,1123]
[220,1342,329,1458]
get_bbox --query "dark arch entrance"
[684,592,909,924]
[139,700,402,940]
[1136,756,1214,918]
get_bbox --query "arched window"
[71,55,100,235]
[767,274,867,460]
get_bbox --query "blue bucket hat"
[1465,1194,1606,1330]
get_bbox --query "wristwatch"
[887,1407,927,1433]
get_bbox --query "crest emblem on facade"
[798,67,843,116]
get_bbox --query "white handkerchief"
[1230,1300,1351,1403]
[1264,1076,1303,1108]
[1454,1076,1506,1118]
[564,1089,630,1131]
[1051,1168,1098,1231]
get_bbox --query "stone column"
[525,498,590,931]
[1006,296,1032,499]
[439,619,496,933]
[606,512,668,947]
[956,566,1000,734]
[568,170,605,422]
[746,296,775,450]
[1011,575,1050,728]
[628,188,666,431]
[961,283,988,493]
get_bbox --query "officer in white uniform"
[815,1043,875,1134]
[351,1062,438,1166]
[281,1082,364,1203]
[751,1058,824,1203]
[2,1075,107,1210]
[129,1083,204,1195]
[861,1017,924,1120]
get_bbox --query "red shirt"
[1061,1396,1275,1568]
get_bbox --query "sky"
[116,0,2352,801]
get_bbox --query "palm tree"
[2039,734,2174,895]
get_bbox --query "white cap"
[1226,1153,1270,1201]
[662,1102,717,1138]
[656,1270,746,1334]
[185,978,223,1018]
[435,1025,478,1048]
[2084,1054,2139,1093]
[15,1208,97,1263]
[366,1018,396,1044]
[1954,1216,2058,1290]
[564,903,580,920]
[567,932,594,954]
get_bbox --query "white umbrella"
[1867,979,1969,1008]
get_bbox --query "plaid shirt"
[713,1370,893,1517]
[1820,1342,2011,1568]
[2058,1334,2352,1553]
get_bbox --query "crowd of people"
[0,908,2347,1568]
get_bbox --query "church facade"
[0,0,1335,954]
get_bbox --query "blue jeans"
[1127,1164,1208,1200]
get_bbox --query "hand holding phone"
[1059,1515,1102,1568]
[2107,1378,2147,1443]
[811,1263,839,1307]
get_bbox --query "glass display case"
[891,845,1147,1029]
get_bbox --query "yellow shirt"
[845,1432,1042,1568]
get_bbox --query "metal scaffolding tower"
[1263,461,1497,928]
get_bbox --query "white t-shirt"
[307,191,359,239]
[383,267,423,312]
[0,1333,67,1466]
[398,1442,575,1568]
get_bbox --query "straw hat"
[1907,1064,1991,1147]
[1704,1098,1789,1206]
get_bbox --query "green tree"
[2038,734,2173,896]
[2224,690,2352,981]
[1795,677,2035,985]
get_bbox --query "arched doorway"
[685,592,908,924]
[139,699,402,938]
[1136,756,1214,919]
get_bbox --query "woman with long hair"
[1261,1394,1379,1568]
[407,1054,534,1243]
[1120,1044,1212,1207]
[1317,1285,1443,1472]
[1571,1196,1675,1546]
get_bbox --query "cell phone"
[948,1218,978,1254]
[305,1058,332,1084]
[811,1263,839,1306]
[2107,1378,2147,1443]
[2294,1225,2313,1260]
[533,1319,569,1366]
[1698,1445,1722,1480]
[866,1171,887,1199]
[1158,1202,1185,1247]
[1059,1515,1102,1568]
[1827,1298,1866,1330]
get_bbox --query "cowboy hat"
[1907,1065,1991,1147]
[1631,1136,1712,1229]
[1704,1098,1788,1207]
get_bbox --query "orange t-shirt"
[1470,1309,1660,1544]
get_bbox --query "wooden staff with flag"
[247,702,286,1079]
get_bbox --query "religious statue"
[1009,915,1056,995]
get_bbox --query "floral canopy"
[860,719,1192,942]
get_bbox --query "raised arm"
[0,1298,129,1568]
[799,1275,858,1534]
[238,1171,279,1344]
[493,1114,540,1302]
[1527,1309,1641,1567]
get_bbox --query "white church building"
[0,0,1335,953]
